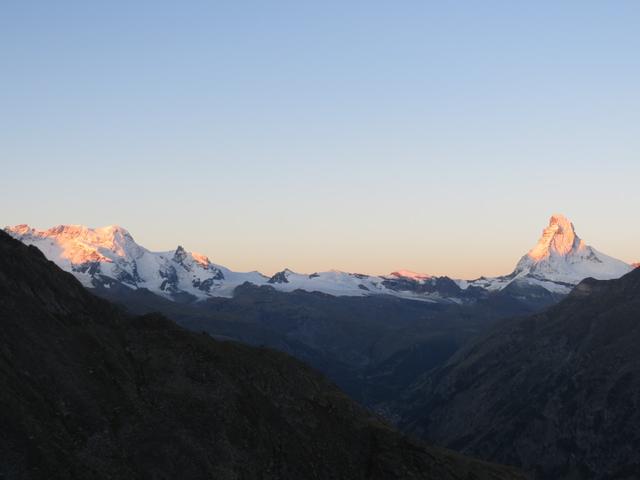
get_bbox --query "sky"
[1,1,639,277]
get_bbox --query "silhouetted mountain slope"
[0,231,524,480]
[6,220,583,415]
[93,278,554,409]
[400,268,640,479]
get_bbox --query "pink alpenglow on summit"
[527,214,583,261]
[515,213,632,285]
[466,214,633,293]
[4,214,635,302]
[3,223,266,299]
[389,270,433,281]
[5,224,139,266]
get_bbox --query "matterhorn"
[468,214,632,293]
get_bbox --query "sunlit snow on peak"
[389,270,432,281]
[527,214,581,261]
[4,215,634,302]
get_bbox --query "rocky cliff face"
[399,267,640,480]
[0,231,524,480]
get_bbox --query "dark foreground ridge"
[400,266,640,479]
[0,230,523,480]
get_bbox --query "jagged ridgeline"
[0,230,524,479]
[5,214,632,303]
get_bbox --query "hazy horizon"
[3,2,639,277]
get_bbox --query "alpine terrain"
[5,215,633,410]
[5,214,632,303]
[0,230,525,479]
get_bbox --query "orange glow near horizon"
[5,215,639,281]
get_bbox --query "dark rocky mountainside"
[6,222,568,417]
[94,276,556,412]
[399,268,640,479]
[0,231,524,480]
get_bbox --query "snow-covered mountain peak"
[4,224,239,300]
[6,217,634,303]
[173,245,188,263]
[171,245,211,268]
[527,214,583,261]
[389,270,432,281]
[5,223,141,265]
[509,214,632,290]
[7,224,33,236]
[267,268,296,284]
[464,215,633,294]
[191,252,212,268]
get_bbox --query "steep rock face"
[399,268,640,480]
[0,230,524,480]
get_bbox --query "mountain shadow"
[399,268,640,479]
[0,231,524,479]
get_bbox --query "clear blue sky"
[2,1,639,277]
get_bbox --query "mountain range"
[5,214,633,304]
[5,214,635,415]
[3,214,639,479]
[0,229,527,479]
